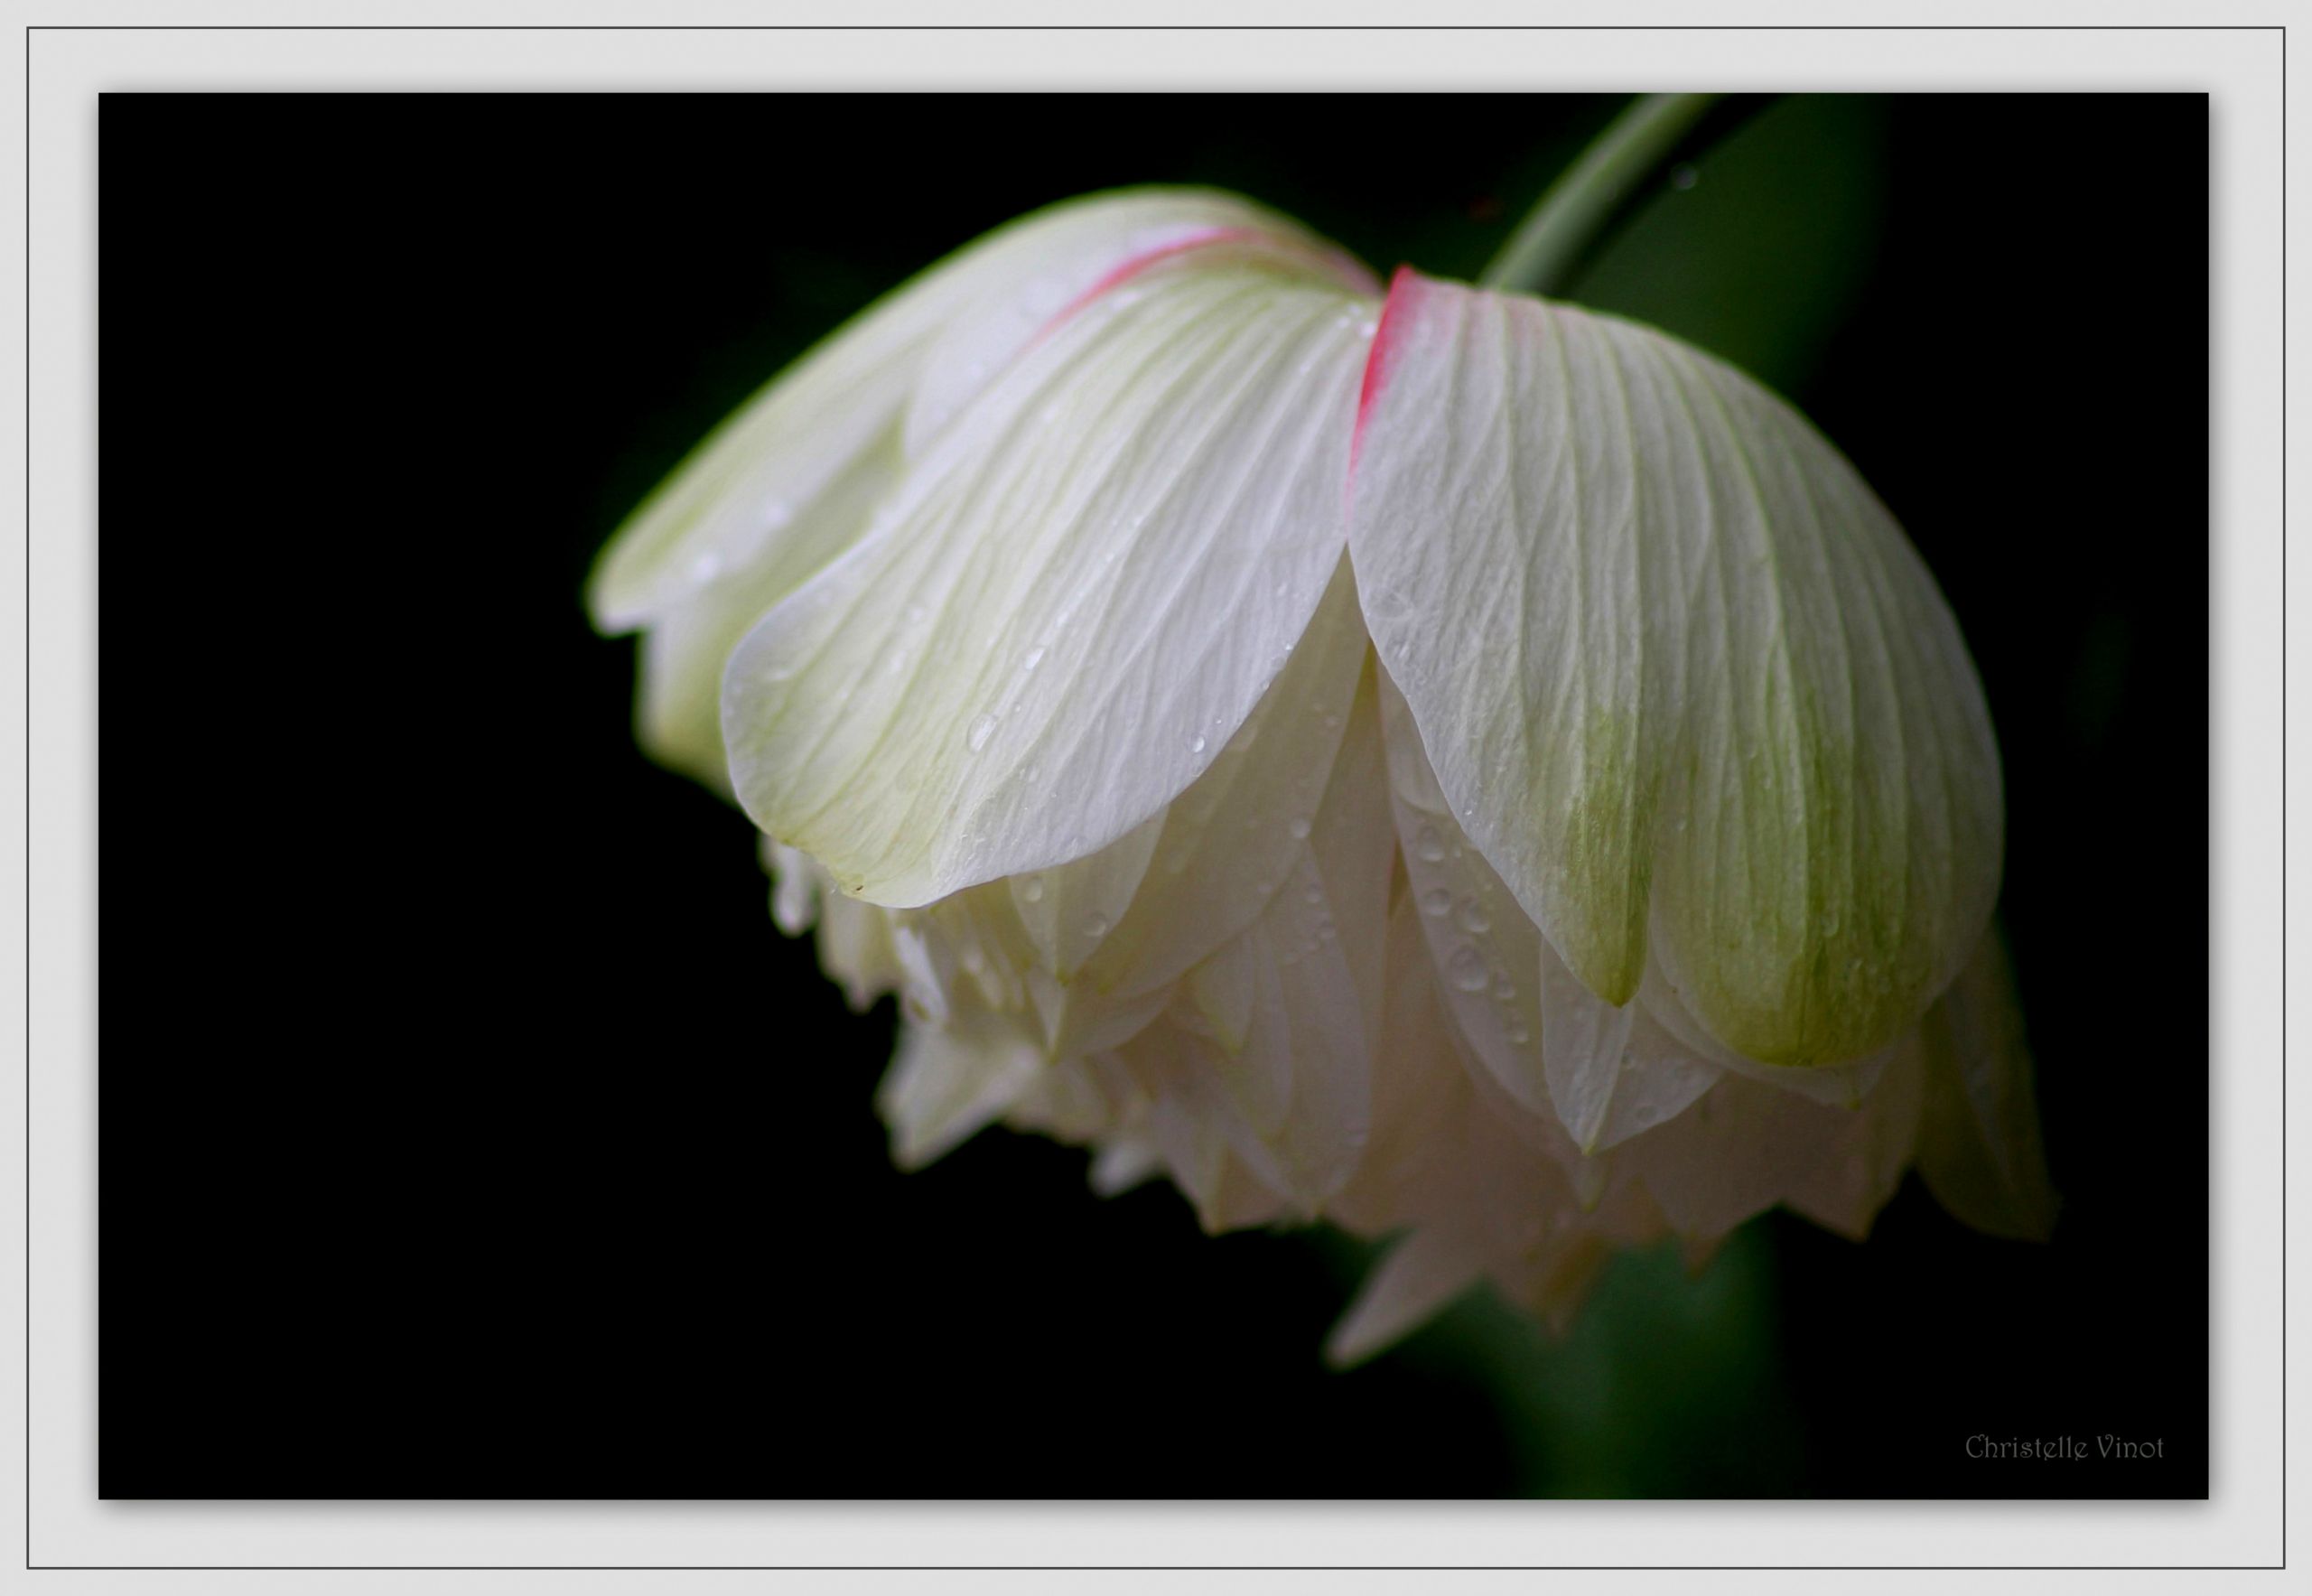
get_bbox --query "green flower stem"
[1479,93,1722,298]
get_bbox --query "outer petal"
[1348,268,2002,1069]
[636,440,897,788]
[1914,930,2060,1241]
[723,244,1375,908]
[589,188,1318,631]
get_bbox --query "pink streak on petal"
[1035,225,1263,340]
[1350,266,1425,487]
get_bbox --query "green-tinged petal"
[1378,670,1717,1151]
[637,437,899,789]
[590,187,1312,632]
[1348,269,2001,1068]
[1915,930,2060,1241]
[723,247,1375,908]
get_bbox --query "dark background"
[98,93,2208,1498]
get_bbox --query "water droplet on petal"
[1081,913,1109,938]
[1455,897,1492,935]
[966,714,997,752]
[1287,817,1311,840]
[1420,887,1452,918]
[1021,646,1046,673]
[1448,947,1490,993]
[1414,825,1446,863]
[1189,734,1207,754]
[1020,876,1045,903]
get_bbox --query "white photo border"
[11,6,2288,1581]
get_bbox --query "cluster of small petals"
[592,190,2057,1359]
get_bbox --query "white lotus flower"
[590,188,2057,1364]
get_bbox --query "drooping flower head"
[590,188,2055,1362]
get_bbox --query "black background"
[98,93,2208,1498]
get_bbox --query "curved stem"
[1479,93,1720,297]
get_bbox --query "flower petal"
[1348,269,2002,1069]
[1324,1228,1487,1368]
[590,188,1307,631]
[877,1003,1045,1170]
[1915,931,2060,1241]
[1536,944,1719,1154]
[1617,1043,1924,1243]
[630,440,899,789]
[724,245,1375,907]
[1375,672,1551,1115]
[1075,558,1373,1003]
[1377,671,1715,1150]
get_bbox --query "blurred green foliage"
[1320,1229,1804,1497]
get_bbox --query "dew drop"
[1448,947,1490,993]
[1020,876,1045,903]
[1507,1025,1531,1046]
[966,714,997,752]
[1081,913,1110,938]
[1021,646,1047,673]
[1420,887,1452,918]
[1287,817,1312,840]
[1189,734,1207,754]
[1455,897,1492,935]
[1493,976,1516,1002]
[1414,825,1446,863]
